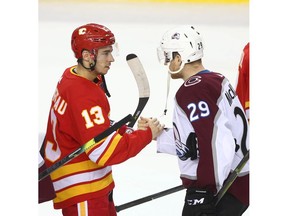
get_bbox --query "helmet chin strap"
[168,61,185,74]
[78,58,96,71]
[89,62,96,71]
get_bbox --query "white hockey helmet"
[157,25,204,72]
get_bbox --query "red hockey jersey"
[236,43,250,121]
[157,70,249,205]
[43,66,152,209]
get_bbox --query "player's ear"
[173,52,182,63]
[176,54,182,64]
[81,50,90,60]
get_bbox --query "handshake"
[137,117,165,140]
[112,116,164,140]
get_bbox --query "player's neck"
[182,64,205,81]
[75,65,99,81]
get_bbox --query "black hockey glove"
[177,132,198,161]
[182,188,216,216]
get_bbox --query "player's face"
[95,46,115,75]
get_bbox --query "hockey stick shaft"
[215,150,250,205]
[39,114,133,181]
[128,97,149,127]
[126,54,150,128]
[115,185,185,212]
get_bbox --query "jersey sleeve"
[156,128,177,155]
[86,128,152,166]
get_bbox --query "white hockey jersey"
[157,70,249,205]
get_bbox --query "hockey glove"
[182,188,216,216]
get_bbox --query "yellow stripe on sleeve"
[98,134,122,165]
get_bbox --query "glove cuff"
[118,125,134,135]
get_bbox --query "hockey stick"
[126,54,150,127]
[39,114,133,181]
[215,150,250,205]
[115,184,185,212]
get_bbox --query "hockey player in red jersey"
[236,42,250,122]
[40,23,164,216]
[151,25,249,215]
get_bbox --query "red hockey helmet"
[71,23,115,59]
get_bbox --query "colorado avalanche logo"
[171,32,180,40]
[184,75,202,87]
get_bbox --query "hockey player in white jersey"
[151,25,249,215]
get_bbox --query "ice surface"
[38,2,249,215]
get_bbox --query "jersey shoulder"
[177,72,225,99]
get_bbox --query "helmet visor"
[157,47,173,66]
[112,42,120,57]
